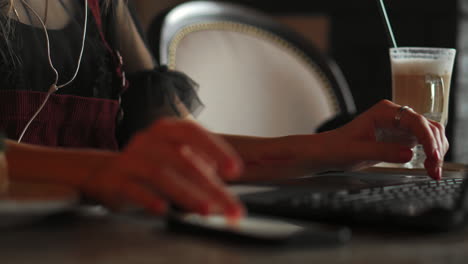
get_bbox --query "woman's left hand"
[323,100,448,180]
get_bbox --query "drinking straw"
[377,0,398,48]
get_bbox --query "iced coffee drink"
[390,47,456,168]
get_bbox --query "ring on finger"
[394,106,413,128]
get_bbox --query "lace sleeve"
[117,66,203,146]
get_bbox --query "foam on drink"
[391,58,454,76]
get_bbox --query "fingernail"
[198,202,212,216]
[436,167,442,180]
[226,204,245,220]
[399,148,413,162]
[224,159,242,178]
[430,166,442,181]
[224,160,237,173]
[179,145,191,156]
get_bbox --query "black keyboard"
[241,178,468,230]
[273,178,465,216]
[242,178,466,218]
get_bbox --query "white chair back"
[155,1,355,136]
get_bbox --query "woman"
[0,0,447,219]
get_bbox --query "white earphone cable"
[17,0,89,143]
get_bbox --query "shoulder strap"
[88,0,129,92]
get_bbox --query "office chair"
[148,1,356,136]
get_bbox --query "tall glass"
[390,47,456,169]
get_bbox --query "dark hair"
[0,0,19,66]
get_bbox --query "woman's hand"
[82,118,245,219]
[324,100,448,180]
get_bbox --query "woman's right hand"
[81,118,245,219]
[321,100,448,179]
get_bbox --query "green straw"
[378,0,398,48]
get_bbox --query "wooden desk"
[0,208,467,264]
[1,170,467,264]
